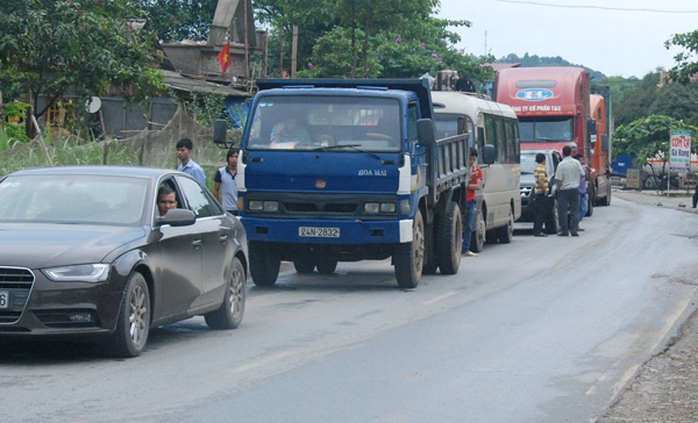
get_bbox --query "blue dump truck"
[224,78,474,289]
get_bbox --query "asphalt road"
[1,189,697,423]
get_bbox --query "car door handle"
[219,234,228,244]
[192,240,202,249]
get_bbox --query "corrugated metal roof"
[162,70,250,97]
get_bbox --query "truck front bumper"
[241,217,414,244]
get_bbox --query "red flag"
[217,41,231,73]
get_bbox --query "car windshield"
[0,174,149,226]
[245,95,402,152]
[520,153,538,174]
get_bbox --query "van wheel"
[436,201,462,275]
[109,272,150,358]
[497,207,514,243]
[249,241,280,286]
[394,210,424,289]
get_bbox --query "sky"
[437,0,698,78]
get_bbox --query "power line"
[492,0,698,13]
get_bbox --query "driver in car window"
[157,186,178,217]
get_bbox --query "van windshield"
[245,95,402,152]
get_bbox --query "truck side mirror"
[601,134,609,152]
[213,119,230,149]
[417,118,435,147]
[588,119,597,144]
[482,144,495,165]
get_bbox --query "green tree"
[650,81,698,127]
[255,0,485,81]
[140,0,218,43]
[613,115,697,170]
[0,0,164,123]
[611,72,661,127]
[665,29,698,84]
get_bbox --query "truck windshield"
[519,117,573,143]
[245,95,402,152]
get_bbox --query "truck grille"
[0,267,34,324]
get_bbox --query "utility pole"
[291,26,298,77]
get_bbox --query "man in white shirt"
[554,145,585,236]
[213,148,239,215]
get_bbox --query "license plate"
[0,291,9,309]
[299,227,340,238]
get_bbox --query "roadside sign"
[626,168,640,189]
[670,129,692,172]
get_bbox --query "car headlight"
[42,264,111,283]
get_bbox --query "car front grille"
[0,267,34,324]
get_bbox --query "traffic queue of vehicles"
[0,72,611,357]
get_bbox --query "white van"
[432,91,522,252]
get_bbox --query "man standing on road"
[533,153,550,237]
[462,147,483,256]
[214,148,240,215]
[176,138,207,186]
[555,145,584,236]
[574,153,591,231]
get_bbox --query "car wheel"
[205,257,246,329]
[109,272,150,358]
[393,210,424,289]
[249,241,280,286]
[436,201,462,275]
[546,199,559,234]
[497,207,514,243]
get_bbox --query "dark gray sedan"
[0,166,247,357]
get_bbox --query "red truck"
[494,66,612,211]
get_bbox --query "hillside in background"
[495,53,607,81]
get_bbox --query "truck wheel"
[394,210,424,289]
[497,207,514,244]
[598,182,611,206]
[249,241,280,286]
[293,257,315,274]
[471,208,486,253]
[316,259,337,275]
[436,201,462,275]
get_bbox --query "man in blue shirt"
[176,138,207,186]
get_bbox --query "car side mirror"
[156,209,196,227]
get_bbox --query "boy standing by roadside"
[533,153,550,237]
[462,148,483,256]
